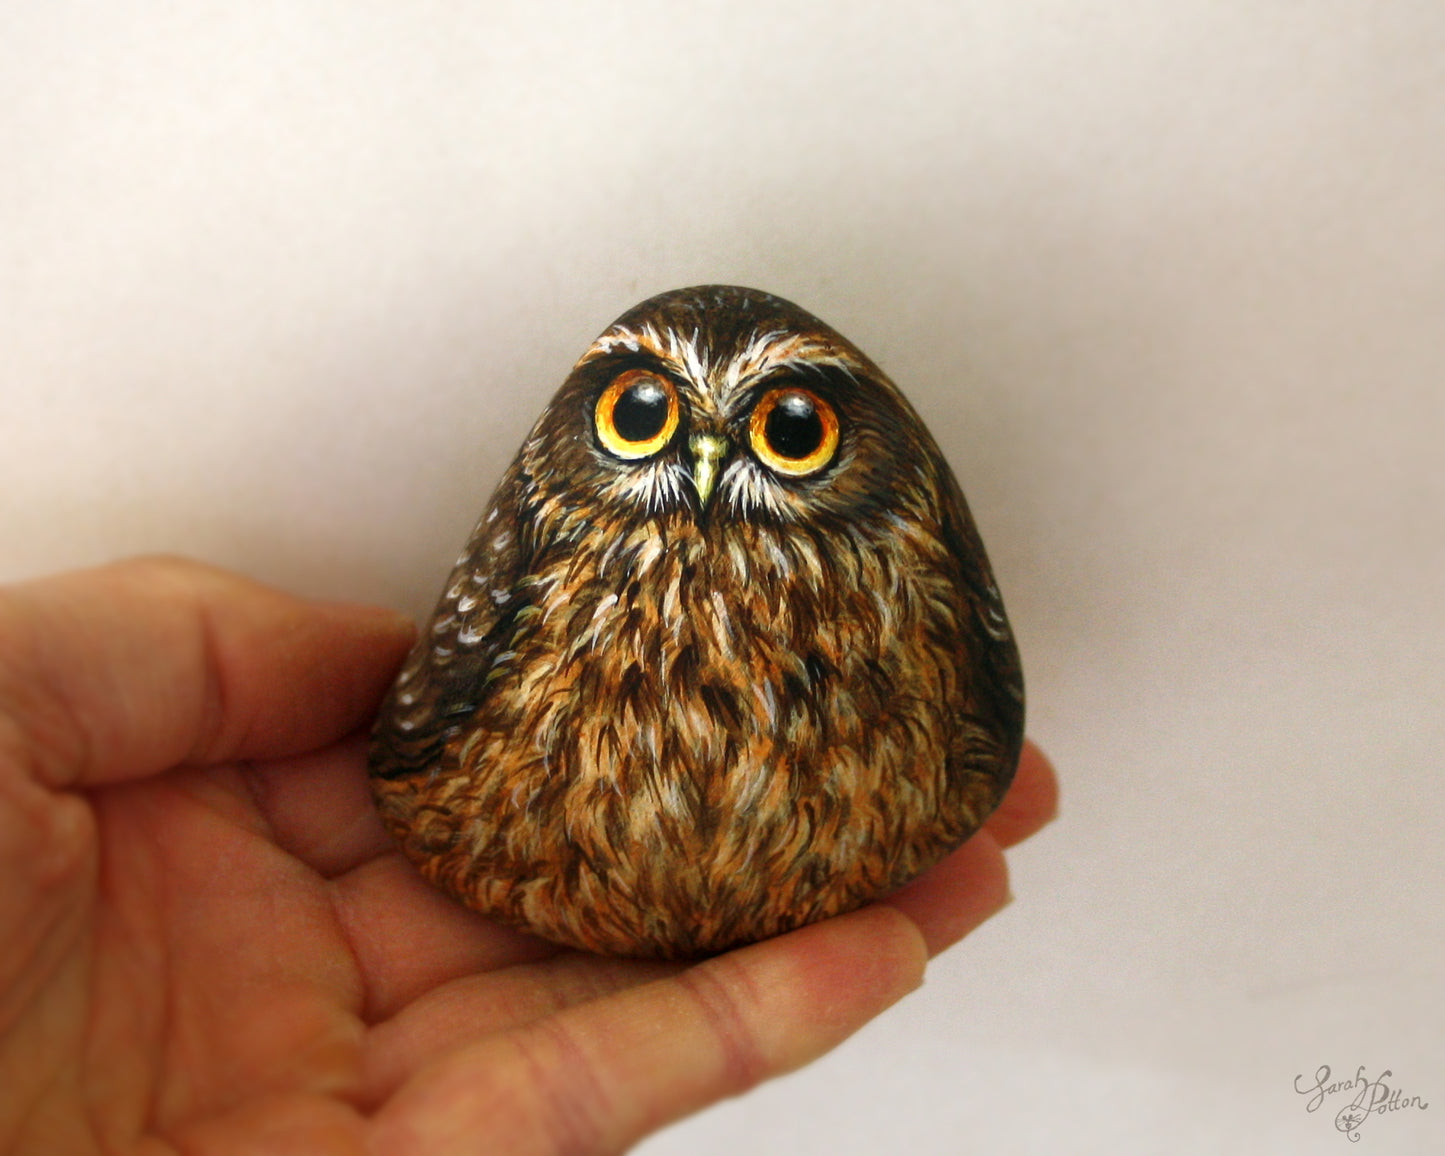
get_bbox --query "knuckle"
[674,956,771,1094]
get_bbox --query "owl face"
[515,286,935,534]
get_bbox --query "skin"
[0,557,1058,1155]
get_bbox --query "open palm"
[0,559,1056,1155]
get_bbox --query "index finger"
[0,557,415,788]
[368,904,930,1155]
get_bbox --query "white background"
[3,3,1442,1152]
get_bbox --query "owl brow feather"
[580,322,862,414]
[665,324,711,385]
[580,323,709,383]
[718,329,864,412]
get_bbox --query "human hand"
[0,558,1057,1154]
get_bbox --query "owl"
[369,286,1023,959]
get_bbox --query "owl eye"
[748,387,840,477]
[594,370,680,460]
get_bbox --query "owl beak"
[688,433,730,509]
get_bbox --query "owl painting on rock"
[369,285,1024,959]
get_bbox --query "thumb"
[0,557,415,788]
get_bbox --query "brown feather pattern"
[370,286,1023,958]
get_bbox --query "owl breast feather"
[372,501,1010,958]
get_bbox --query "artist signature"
[1294,1065,1430,1142]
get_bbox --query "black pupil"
[613,379,670,443]
[765,392,825,460]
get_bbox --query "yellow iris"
[594,370,680,460]
[748,387,840,477]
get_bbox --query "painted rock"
[369,286,1023,959]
